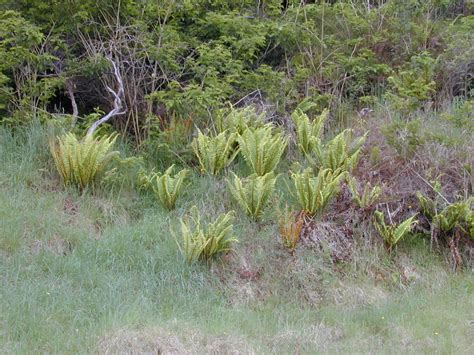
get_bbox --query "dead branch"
[87,57,126,136]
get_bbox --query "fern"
[290,168,344,216]
[49,132,118,190]
[313,130,367,172]
[227,172,276,220]
[192,129,239,175]
[292,108,328,156]
[416,192,473,238]
[238,125,287,176]
[216,105,265,135]
[140,165,188,210]
[347,176,382,209]
[176,206,237,263]
[277,205,304,251]
[373,211,417,249]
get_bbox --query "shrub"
[238,125,287,176]
[176,206,237,263]
[290,168,344,216]
[277,205,304,251]
[192,129,239,175]
[49,132,118,190]
[227,172,276,221]
[139,165,188,210]
[373,211,417,250]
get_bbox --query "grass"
[1,124,473,353]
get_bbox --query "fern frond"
[290,168,344,216]
[227,172,277,220]
[49,132,119,190]
[176,207,237,263]
[192,130,238,175]
[238,125,287,176]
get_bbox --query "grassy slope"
[0,126,473,354]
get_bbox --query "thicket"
[0,0,473,268]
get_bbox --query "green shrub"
[290,168,344,216]
[139,165,188,210]
[238,125,287,176]
[176,206,237,263]
[373,211,417,250]
[192,129,239,175]
[227,172,276,221]
[49,132,118,190]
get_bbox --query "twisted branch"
[87,57,126,136]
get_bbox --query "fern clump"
[347,176,382,209]
[291,168,344,216]
[292,108,328,156]
[192,129,239,175]
[227,172,276,221]
[292,108,366,172]
[49,132,119,190]
[277,205,304,251]
[139,165,188,210]
[216,106,265,135]
[313,130,367,172]
[176,206,237,263]
[238,125,287,176]
[373,211,417,250]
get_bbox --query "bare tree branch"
[87,57,126,136]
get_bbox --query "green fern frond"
[192,130,238,175]
[227,172,277,220]
[373,211,417,249]
[290,168,344,216]
[49,132,118,190]
[292,108,328,156]
[142,165,188,210]
[347,176,381,209]
[238,125,287,176]
[216,106,266,135]
[176,206,237,263]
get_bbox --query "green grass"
[1,125,473,353]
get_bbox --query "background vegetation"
[1,0,473,353]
